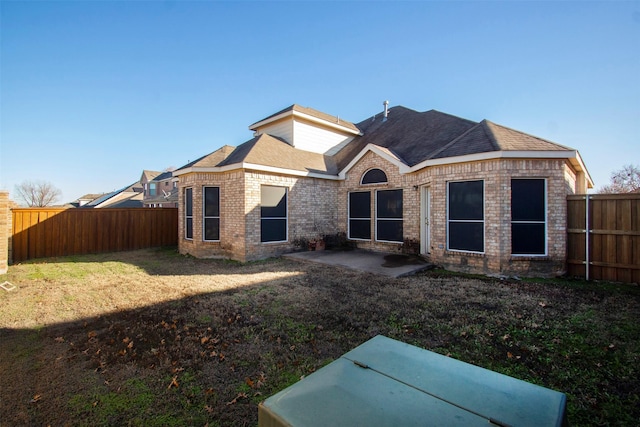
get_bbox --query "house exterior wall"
[178,171,247,260]
[178,169,339,262]
[243,171,339,261]
[339,152,579,277]
[338,151,410,253]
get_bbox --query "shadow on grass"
[1,249,639,426]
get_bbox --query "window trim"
[511,178,548,256]
[260,185,288,244]
[184,187,193,240]
[360,168,388,185]
[203,186,221,242]
[348,191,372,241]
[375,189,403,243]
[446,180,485,253]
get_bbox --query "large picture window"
[184,187,193,240]
[376,189,403,242]
[447,180,484,252]
[349,191,371,240]
[261,186,287,243]
[203,186,220,241]
[511,179,546,255]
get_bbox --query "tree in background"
[14,180,62,207]
[598,164,640,194]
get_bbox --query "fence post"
[585,194,590,281]
[0,191,8,274]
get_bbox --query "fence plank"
[567,194,640,283]
[11,208,178,263]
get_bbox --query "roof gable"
[249,104,360,135]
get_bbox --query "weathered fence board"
[567,194,640,283]
[11,208,178,263]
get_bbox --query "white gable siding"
[292,119,354,154]
[255,120,294,145]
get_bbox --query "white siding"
[255,120,294,145]
[292,119,354,154]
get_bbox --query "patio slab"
[283,249,433,278]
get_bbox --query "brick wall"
[177,170,339,262]
[177,154,579,277]
[178,170,247,260]
[0,191,9,274]
[340,154,577,277]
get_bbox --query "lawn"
[1,248,638,426]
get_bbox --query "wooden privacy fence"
[11,208,178,263]
[567,194,640,284]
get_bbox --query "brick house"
[173,103,593,277]
[141,170,179,208]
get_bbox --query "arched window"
[361,168,388,185]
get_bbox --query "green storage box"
[259,335,566,427]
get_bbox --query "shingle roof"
[335,106,577,169]
[175,145,236,170]
[219,134,337,175]
[141,170,161,181]
[179,104,582,179]
[249,104,360,134]
[151,171,174,182]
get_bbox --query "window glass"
[361,168,388,184]
[203,187,220,241]
[449,181,483,220]
[349,192,371,240]
[512,179,545,221]
[261,186,287,242]
[511,179,546,255]
[376,189,403,242]
[447,181,483,252]
[150,183,157,196]
[185,188,193,239]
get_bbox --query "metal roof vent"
[383,100,389,122]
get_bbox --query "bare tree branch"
[597,164,640,194]
[14,180,62,207]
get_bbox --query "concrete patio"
[283,249,433,278]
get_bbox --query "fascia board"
[250,110,360,136]
[338,144,410,179]
[406,150,581,173]
[292,111,361,135]
[173,162,341,180]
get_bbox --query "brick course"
[178,155,580,277]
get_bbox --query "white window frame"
[184,187,193,240]
[511,178,548,256]
[375,189,403,243]
[446,180,485,253]
[260,185,288,243]
[203,186,221,242]
[348,191,372,241]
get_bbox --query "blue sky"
[1,1,639,203]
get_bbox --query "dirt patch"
[1,248,639,426]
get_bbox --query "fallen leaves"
[167,376,179,389]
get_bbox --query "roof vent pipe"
[383,100,389,122]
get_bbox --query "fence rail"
[567,194,640,284]
[11,208,178,263]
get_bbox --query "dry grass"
[1,248,638,426]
